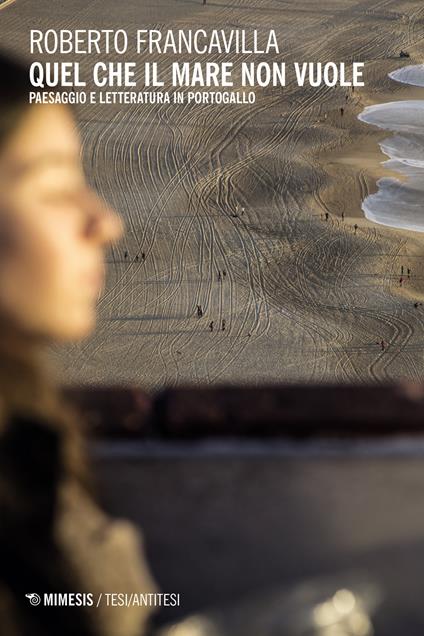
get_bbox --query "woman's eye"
[42,192,79,206]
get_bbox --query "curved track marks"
[2,0,423,386]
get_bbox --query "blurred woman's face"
[0,104,122,341]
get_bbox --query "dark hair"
[0,49,32,149]
[0,50,98,636]
[0,413,97,636]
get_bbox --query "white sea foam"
[358,66,424,231]
[389,64,424,88]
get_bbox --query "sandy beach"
[1,0,424,387]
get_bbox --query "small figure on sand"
[407,268,411,278]
[340,107,344,117]
[197,305,203,318]
[399,277,403,287]
[325,212,329,221]
[209,321,214,332]
[221,319,226,331]
[218,271,222,282]
[401,265,404,275]
[341,211,345,222]
[381,339,385,351]
[135,255,139,262]
[124,250,128,260]
[354,223,358,234]
[241,206,245,216]
[223,270,227,278]
[141,252,146,262]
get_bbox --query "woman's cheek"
[35,205,84,262]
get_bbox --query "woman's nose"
[83,189,124,244]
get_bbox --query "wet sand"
[1,0,424,386]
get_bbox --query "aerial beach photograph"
[2,1,424,636]
[2,0,424,389]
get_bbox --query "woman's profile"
[0,49,157,636]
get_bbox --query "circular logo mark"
[25,593,41,606]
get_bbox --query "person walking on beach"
[325,212,329,221]
[218,271,222,282]
[135,255,139,262]
[341,211,345,222]
[381,339,385,351]
[340,107,344,117]
[222,319,226,331]
[407,268,411,278]
[209,321,214,332]
[197,305,203,318]
[401,265,404,275]
[124,250,128,260]
[241,206,245,216]
[141,252,146,262]
[354,223,358,235]
[223,270,227,278]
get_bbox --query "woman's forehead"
[7,104,80,161]
[15,153,82,179]
[1,104,82,181]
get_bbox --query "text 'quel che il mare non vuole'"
[29,28,365,90]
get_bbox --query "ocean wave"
[389,64,424,88]
[358,66,424,231]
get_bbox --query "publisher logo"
[25,593,41,606]
[24,591,180,608]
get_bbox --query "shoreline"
[318,60,424,303]
[358,68,424,233]
[319,76,424,223]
